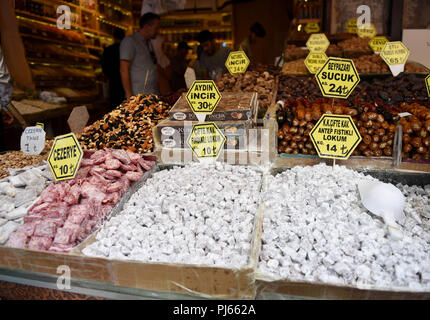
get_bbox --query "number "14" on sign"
[327,144,348,154]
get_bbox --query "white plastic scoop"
[358,180,406,240]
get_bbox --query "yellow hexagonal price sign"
[186,80,221,115]
[306,33,330,53]
[357,23,377,38]
[315,57,360,99]
[310,114,362,160]
[225,50,250,74]
[368,36,389,53]
[380,41,410,66]
[304,22,320,34]
[47,133,83,181]
[346,18,357,34]
[426,75,430,97]
[304,52,328,74]
[187,122,226,159]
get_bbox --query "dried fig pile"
[216,70,275,115]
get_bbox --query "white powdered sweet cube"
[82,163,262,268]
[258,163,430,291]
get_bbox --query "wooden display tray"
[1,157,430,299]
[0,163,260,299]
[265,97,430,173]
[253,166,430,300]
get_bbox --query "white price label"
[20,126,46,155]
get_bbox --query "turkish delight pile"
[258,163,430,291]
[6,149,155,252]
[83,162,262,268]
[0,163,54,244]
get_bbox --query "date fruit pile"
[276,76,321,103]
[277,99,396,157]
[353,74,429,106]
[398,103,430,161]
[276,74,430,160]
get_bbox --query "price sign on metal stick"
[305,22,320,34]
[306,33,330,53]
[186,80,221,122]
[380,41,410,77]
[346,18,358,34]
[20,126,46,155]
[315,57,360,99]
[357,23,377,38]
[47,133,83,181]
[368,36,389,53]
[305,52,328,74]
[187,122,226,160]
[225,51,250,74]
[310,114,362,160]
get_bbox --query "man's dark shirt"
[102,43,125,109]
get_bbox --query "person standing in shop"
[196,30,231,81]
[102,28,125,109]
[169,41,191,92]
[239,22,266,62]
[0,42,14,152]
[120,12,160,98]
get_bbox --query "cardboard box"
[155,119,252,150]
[169,92,258,122]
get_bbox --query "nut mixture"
[282,58,309,75]
[338,37,373,57]
[78,94,170,153]
[398,102,430,161]
[353,55,428,74]
[0,141,52,179]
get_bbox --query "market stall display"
[1,0,430,301]
[5,149,155,252]
[79,94,171,153]
[276,74,430,160]
[0,163,54,244]
[82,162,261,267]
[258,164,430,291]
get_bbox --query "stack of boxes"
[154,92,258,152]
